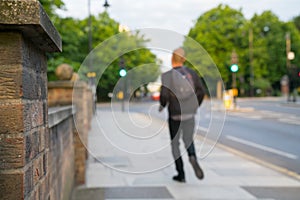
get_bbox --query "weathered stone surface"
[48,106,74,128]
[0,0,62,52]
[0,100,24,134]
[24,165,33,197]
[0,1,84,200]
[25,131,40,164]
[0,134,24,170]
[55,63,74,80]
[0,64,22,99]
[0,33,22,66]
[33,154,44,186]
[48,88,73,107]
[0,173,24,200]
[71,72,80,82]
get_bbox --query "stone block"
[0,100,24,134]
[24,165,33,197]
[0,134,24,170]
[0,100,45,135]
[0,0,62,52]
[48,87,73,107]
[0,64,22,99]
[25,131,40,164]
[23,101,45,131]
[0,33,22,65]
[0,172,24,200]
[39,127,47,153]
[33,155,44,186]
[22,67,38,100]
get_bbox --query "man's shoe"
[172,175,186,183]
[189,156,204,180]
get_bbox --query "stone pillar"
[48,81,93,185]
[0,1,61,199]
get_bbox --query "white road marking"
[226,135,298,160]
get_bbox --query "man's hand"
[158,105,164,112]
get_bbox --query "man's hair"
[172,47,185,63]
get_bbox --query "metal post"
[286,32,292,102]
[88,0,92,53]
[249,28,254,97]
[232,72,237,107]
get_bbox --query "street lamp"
[87,0,111,109]
[103,0,110,10]
[88,0,110,52]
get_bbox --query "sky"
[57,0,300,35]
[56,0,300,68]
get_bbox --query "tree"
[293,15,300,32]
[87,22,160,100]
[187,5,300,96]
[47,17,85,80]
[41,8,159,101]
[249,11,300,93]
[187,4,246,86]
[39,0,65,21]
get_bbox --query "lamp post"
[87,0,111,110]
[286,32,296,102]
[88,0,92,53]
[249,28,254,97]
[88,0,110,52]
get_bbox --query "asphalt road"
[220,98,300,175]
[112,97,300,176]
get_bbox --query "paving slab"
[73,109,300,200]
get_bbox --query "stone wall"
[48,106,75,200]
[0,31,54,200]
[48,81,93,185]
[0,1,89,199]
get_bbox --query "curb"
[196,134,300,182]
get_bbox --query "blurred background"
[40,0,300,101]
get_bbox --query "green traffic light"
[230,64,239,73]
[119,69,127,77]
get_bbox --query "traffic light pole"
[232,72,237,107]
[121,78,126,112]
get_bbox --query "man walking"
[159,47,205,182]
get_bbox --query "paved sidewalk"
[73,109,300,200]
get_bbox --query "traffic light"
[230,51,239,73]
[119,58,127,77]
[230,64,239,73]
[119,68,127,77]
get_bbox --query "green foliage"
[253,78,272,96]
[293,15,300,31]
[39,1,158,101]
[187,4,246,84]
[90,29,160,101]
[187,4,300,96]
[39,0,65,20]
